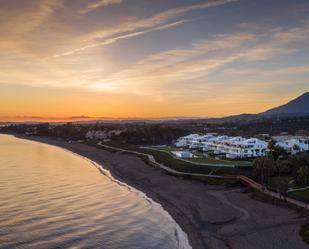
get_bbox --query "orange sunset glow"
[1,0,309,121]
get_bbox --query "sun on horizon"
[1,0,309,120]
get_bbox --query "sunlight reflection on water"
[0,134,191,249]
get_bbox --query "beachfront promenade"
[237,175,309,210]
[98,142,309,210]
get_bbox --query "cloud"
[52,0,240,57]
[1,0,309,111]
[152,18,198,31]
[0,0,61,35]
[52,31,145,58]
[224,64,309,77]
[88,32,257,94]
[271,21,309,44]
[51,18,197,58]
[84,0,239,41]
[90,22,309,96]
[0,0,62,58]
[80,0,123,14]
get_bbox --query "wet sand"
[17,136,309,249]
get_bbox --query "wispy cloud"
[52,31,144,58]
[52,0,240,57]
[1,0,309,118]
[0,0,61,35]
[80,0,123,14]
[89,22,309,96]
[85,0,239,41]
[52,18,196,58]
[152,18,197,31]
[90,32,256,93]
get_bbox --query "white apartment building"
[175,134,200,147]
[225,138,268,159]
[274,136,309,154]
[189,134,217,149]
[202,135,230,152]
[215,137,246,154]
[175,133,268,158]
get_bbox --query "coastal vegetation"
[1,116,309,140]
[252,144,309,202]
[300,224,309,244]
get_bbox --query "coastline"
[63,146,192,249]
[14,135,309,249]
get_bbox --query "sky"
[1,0,309,120]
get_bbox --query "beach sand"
[17,136,309,249]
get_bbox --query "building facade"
[175,133,268,159]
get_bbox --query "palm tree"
[253,156,276,184]
[296,166,309,186]
[292,144,301,154]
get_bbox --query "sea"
[0,134,191,249]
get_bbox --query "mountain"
[203,92,309,123]
[260,92,309,116]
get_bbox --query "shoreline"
[62,145,192,249]
[14,135,309,249]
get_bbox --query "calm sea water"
[0,135,191,249]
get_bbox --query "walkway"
[97,142,309,210]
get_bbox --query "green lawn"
[150,146,180,152]
[147,146,252,167]
[267,175,309,203]
[141,148,250,175]
[186,157,235,165]
[187,157,252,167]
[268,175,294,191]
[289,188,309,202]
[98,143,250,176]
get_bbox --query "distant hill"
[260,92,309,116]
[204,92,309,123]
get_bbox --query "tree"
[253,155,276,184]
[36,123,52,136]
[296,166,309,186]
[287,152,309,186]
[275,160,292,175]
[268,140,288,160]
[278,178,290,201]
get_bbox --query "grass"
[268,175,294,191]
[140,148,250,176]
[151,146,176,152]
[187,157,236,165]
[266,175,309,203]
[289,188,309,203]
[147,145,252,167]
[140,148,212,174]
[98,142,251,176]
[300,224,309,244]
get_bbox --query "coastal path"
[97,142,309,210]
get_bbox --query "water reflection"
[0,135,187,249]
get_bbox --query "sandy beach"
[17,136,309,249]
